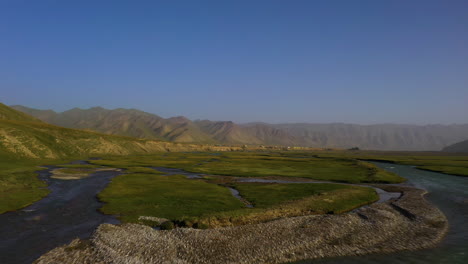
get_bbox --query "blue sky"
[1,0,467,124]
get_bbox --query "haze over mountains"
[12,105,468,151]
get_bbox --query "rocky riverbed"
[35,185,447,264]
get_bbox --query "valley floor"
[1,150,467,263]
[36,185,448,264]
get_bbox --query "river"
[0,164,121,264]
[300,162,468,264]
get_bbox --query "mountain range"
[0,103,238,160]
[11,105,468,151]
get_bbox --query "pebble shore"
[35,185,448,264]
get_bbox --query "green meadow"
[98,173,246,224]
[91,152,405,183]
[2,149,468,226]
[90,152,389,227]
[97,170,378,227]
[0,156,71,214]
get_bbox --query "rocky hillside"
[442,139,468,153]
[12,105,215,143]
[0,104,237,159]
[12,105,468,151]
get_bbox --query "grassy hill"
[0,103,41,123]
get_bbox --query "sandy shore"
[50,168,121,180]
[35,185,448,264]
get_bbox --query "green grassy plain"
[2,147,467,222]
[91,152,405,183]
[233,182,377,211]
[98,173,246,223]
[56,164,100,169]
[97,168,378,227]
[91,152,385,227]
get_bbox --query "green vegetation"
[91,152,405,183]
[91,153,220,170]
[53,168,93,174]
[97,169,378,227]
[187,154,404,183]
[380,157,468,177]
[88,152,396,227]
[0,119,171,159]
[3,102,467,226]
[98,174,245,223]
[0,157,69,214]
[0,103,41,123]
[233,182,377,213]
[315,150,468,177]
[123,167,163,174]
[0,104,216,213]
[56,164,100,169]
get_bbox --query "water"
[153,167,203,178]
[1,162,466,263]
[299,162,468,264]
[0,164,121,264]
[227,187,254,208]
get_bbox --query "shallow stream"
[0,163,121,264]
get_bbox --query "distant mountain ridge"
[11,105,468,151]
[0,103,239,160]
[442,139,468,153]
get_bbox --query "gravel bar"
[35,185,448,264]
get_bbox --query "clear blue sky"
[1,0,467,124]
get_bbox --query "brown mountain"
[11,105,468,151]
[11,105,215,144]
[1,103,241,160]
[442,139,468,153]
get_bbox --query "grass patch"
[233,182,376,210]
[186,154,404,183]
[98,174,246,223]
[53,168,93,174]
[123,167,163,174]
[97,168,378,228]
[315,150,468,177]
[90,153,217,170]
[0,157,71,213]
[193,182,378,227]
[57,164,100,169]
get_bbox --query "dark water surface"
[301,162,468,264]
[0,164,121,264]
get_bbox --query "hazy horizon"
[2,0,467,124]
[9,103,468,127]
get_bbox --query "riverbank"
[50,167,121,180]
[0,166,122,264]
[35,184,448,264]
